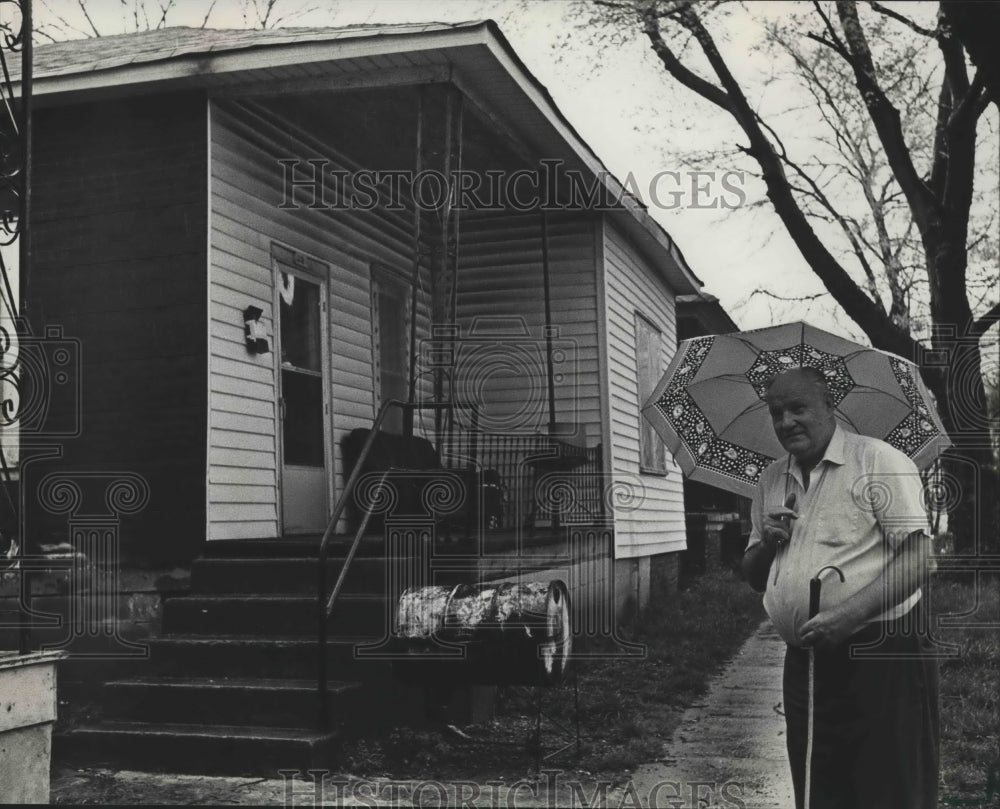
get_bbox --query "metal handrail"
[315,399,460,728]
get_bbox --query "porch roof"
[18,21,703,294]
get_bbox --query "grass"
[343,560,767,781]
[565,563,767,774]
[933,571,1000,806]
[344,557,1000,800]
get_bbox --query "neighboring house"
[4,22,732,773]
[676,294,749,570]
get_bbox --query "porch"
[208,80,607,544]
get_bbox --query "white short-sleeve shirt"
[748,425,929,646]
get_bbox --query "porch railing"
[315,399,466,729]
[315,402,604,728]
[438,429,604,530]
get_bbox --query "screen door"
[275,255,329,534]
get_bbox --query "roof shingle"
[15,21,486,80]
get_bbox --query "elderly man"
[742,367,939,809]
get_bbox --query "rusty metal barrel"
[392,580,571,686]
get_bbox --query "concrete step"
[199,536,399,559]
[147,634,400,680]
[103,676,361,728]
[161,593,391,637]
[56,720,341,776]
[189,555,456,596]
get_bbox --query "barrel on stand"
[393,580,571,686]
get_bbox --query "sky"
[24,0,1000,350]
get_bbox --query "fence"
[434,427,605,531]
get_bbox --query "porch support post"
[541,211,557,433]
[405,89,424,440]
[414,83,463,446]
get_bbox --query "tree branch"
[779,149,884,306]
[938,7,971,103]
[835,1,938,233]
[949,71,987,132]
[38,0,95,39]
[928,74,952,202]
[665,4,916,358]
[971,302,1000,339]
[639,4,731,111]
[811,0,851,58]
[865,1,938,37]
[806,31,850,60]
[749,289,829,303]
[154,1,172,29]
[77,0,101,36]
[200,0,220,29]
[33,27,60,43]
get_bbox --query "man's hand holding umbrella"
[762,492,798,551]
[743,492,797,592]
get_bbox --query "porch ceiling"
[21,21,703,295]
[263,86,528,180]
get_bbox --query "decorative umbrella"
[641,321,950,498]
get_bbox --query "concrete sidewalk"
[51,621,794,807]
[620,620,793,809]
[622,620,793,808]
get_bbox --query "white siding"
[208,97,426,540]
[601,220,686,558]
[207,98,611,541]
[455,211,602,442]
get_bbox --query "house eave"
[21,20,701,294]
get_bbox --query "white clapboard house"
[7,22,732,774]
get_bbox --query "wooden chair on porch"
[340,428,503,539]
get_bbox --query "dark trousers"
[783,607,940,809]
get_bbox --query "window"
[635,313,667,474]
[278,268,325,467]
[371,266,411,434]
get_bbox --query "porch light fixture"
[243,305,269,354]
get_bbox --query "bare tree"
[34,0,221,41]
[33,0,323,41]
[941,0,1000,108]
[237,0,320,30]
[588,0,998,551]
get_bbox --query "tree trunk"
[942,1,1000,108]
[922,338,998,555]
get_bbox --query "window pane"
[279,273,322,372]
[282,370,324,467]
[371,271,411,433]
[378,287,409,403]
[635,315,666,473]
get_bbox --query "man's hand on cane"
[799,604,860,650]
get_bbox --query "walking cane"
[804,565,845,809]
